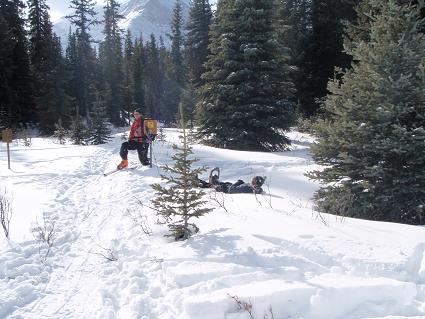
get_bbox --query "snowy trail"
[25,145,160,318]
[2,145,119,318]
[1,130,425,318]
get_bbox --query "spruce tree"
[88,92,112,145]
[300,0,359,116]
[100,0,124,126]
[28,0,69,133]
[344,0,423,52]
[184,0,212,126]
[64,29,80,125]
[66,0,99,117]
[197,0,296,151]
[0,0,35,128]
[151,108,213,240]
[69,113,88,145]
[275,0,312,117]
[133,37,146,115]
[122,30,135,122]
[158,36,174,122]
[0,10,14,129]
[144,34,162,119]
[170,0,185,84]
[309,0,425,225]
[164,0,186,122]
[53,119,67,144]
[50,35,72,129]
[185,0,212,88]
[179,82,196,127]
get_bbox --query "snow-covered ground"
[0,129,424,319]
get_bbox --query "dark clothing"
[198,178,263,194]
[228,180,262,194]
[120,139,149,164]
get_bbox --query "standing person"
[117,108,150,169]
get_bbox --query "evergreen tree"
[145,34,162,119]
[122,30,135,122]
[28,0,69,133]
[309,0,425,225]
[0,0,35,128]
[197,0,296,151]
[179,82,196,127]
[64,29,79,125]
[66,0,99,117]
[170,0,185,83]
[344,0,423,52]
[133,37,146,115]
[185,0,212,88]
[100,0,124,126]
[69,113,88,145]
[0,10,14,129]
[28,0,52,67]
[53,119,67,144]
[50,35,72,128]
[88,92,112,144]
[275,0,312,116]
[151,107,213,240]
[184,0,212,125]
[168,0,186,118]
[300,0,359,117]
[157,36,172,122]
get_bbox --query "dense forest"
[0,0,366,136]
[0,0,424,225]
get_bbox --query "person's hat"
[251,176,266,188]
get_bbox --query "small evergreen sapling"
[53,119,67,144]
[88,93,112,145]
[151,110,213,240]
[156,126,166,142]
[0,107,8,131]
[20,128,32,147]
[69,112,88,145]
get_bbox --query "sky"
[47,0,108,21]
[47,0,217,22]
[1,128,424,318]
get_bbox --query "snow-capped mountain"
[53,0,190,47]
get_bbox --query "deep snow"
[0,129,424,319]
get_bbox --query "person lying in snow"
[198,168,266,194]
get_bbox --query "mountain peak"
[53,0,190,47]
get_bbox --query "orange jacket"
[129,117,146,143]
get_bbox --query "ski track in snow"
[0,130,425,319]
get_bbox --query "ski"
[103,165,147,176]
[103,168,120,176]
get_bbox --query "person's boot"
[117,159,128,170]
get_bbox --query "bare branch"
[0,188,13,239]
[208,190,230,214]
[90,243,118,262]
[32,214,56,264]
[125,205,153,236]
[228,294,254,319]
